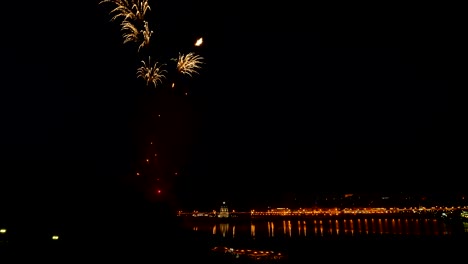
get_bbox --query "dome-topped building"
[218,201,229,218]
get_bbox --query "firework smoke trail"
[137,57,167,88]
[175,52,204,77]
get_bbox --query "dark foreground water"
[1,215,467,263]
[180,215,468,263]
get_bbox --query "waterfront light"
[0,229,6,233]
[52,235,59,240]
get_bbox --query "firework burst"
[132,0,151,21]
[175,52,204,77]
[120,20,139,44]
[138,21,153,52]
[137,57,167,88]
[99,0,135,22]
[99,0,150,22]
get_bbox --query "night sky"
[1,1,462,215]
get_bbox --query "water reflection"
[220,223,229,237]
[365,219,369,234]
[190,217,462,240]
[335,220,339,235]
[303,221,307,237]
[251,222,255,238]
[298,220,301,236]
[319,220,323,236]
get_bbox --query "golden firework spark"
[120,20,139,44]
[132,0,151,21]
[99,0,150,22]
[138,21,153,52]
[137,56,167,88]
[175,52,204,77]
[195,37,203,46]
[99,0,135,22]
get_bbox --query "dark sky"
[1,1,462,213]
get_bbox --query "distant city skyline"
[177,191,468,212]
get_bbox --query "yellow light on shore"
[0,229,6,233]
[52,235,59,240]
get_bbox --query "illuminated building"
[218,201,230,218]
[461,210,468,220]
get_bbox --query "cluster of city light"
[178,205,468,218]
[211,246,285,261]
[461,210,468,217]
[248,206,468,216]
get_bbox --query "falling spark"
[120,20,139,44]
[138,20,153,52]
[132,0,151,21]
[99,0,150,22]
[137,56,167,88]
[99,0,135,22]
[99,0,153,49]
[175,52,204,77]
[195,37,203,46]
